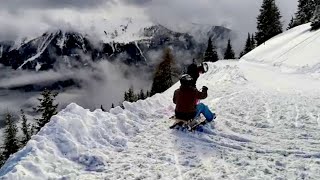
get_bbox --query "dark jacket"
[187,63,199,87]
[173,85,207,120]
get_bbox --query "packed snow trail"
[1,60,320,179]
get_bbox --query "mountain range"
[0,23,231,71]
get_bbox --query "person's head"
[197,62,208,74]
[180,74,193,87]
[197,66,205,74]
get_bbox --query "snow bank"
[242,23,320,75]
[0,95,173,179]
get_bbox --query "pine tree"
[311,5,320,30]
[239,51,246,58]
[251,34,256,49]
[127,86,136,102]
[139,89,146,100]
[150,48,174,96]
[0,153,5,167]
[101,105,106,112]
[35,89,58,133]
[293,0,317,27]
[146,90,151,98]
[124,91,129,102]
[20,109,31,146]
[3,113,19,160]
[287,16,296,30]
[256,0,283,45]
[203,37,219,62]
[240,33,253,58]
[224,39,235,59]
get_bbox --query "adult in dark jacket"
[187,62,206,87]
[173,74,215,123]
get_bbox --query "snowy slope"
[2,23,320,179]
[1,60,320,179]
[242,23,320,75]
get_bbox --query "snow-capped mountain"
[1,23,320,179]
[0,23,231,71]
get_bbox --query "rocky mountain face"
[0,25,231,71]
[0,24,231,92]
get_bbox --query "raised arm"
[196,86,208,100]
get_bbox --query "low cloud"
[0,0,298,53]
[0,0,114,11]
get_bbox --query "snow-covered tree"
[3,113,19,160]
[311,5,320,30]
[224,39,235,59]
[203,37,219,62]
[34,89,58,133]
[151,48,174,96]
[256,0,283,45]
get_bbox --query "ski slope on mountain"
[243,23,320,77]
[2,23,320,179]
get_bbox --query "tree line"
[0,90,58,166]
[238,0,320,58]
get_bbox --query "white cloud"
[0,0,298,52]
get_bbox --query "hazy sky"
[0,0,298,49]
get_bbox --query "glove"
[202,86,208,91]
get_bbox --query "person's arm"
[196,86,208,99]
[173,90,178,104]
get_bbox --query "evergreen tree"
[124,91,129,102]
[127,86,136,102]
[139,89,146,100]
[111,103,115,108]
[224,39,235,59]
[256,0,283,45]
[287,16,296,30]
[35,89,58,133]
[203,37,219,62]
[20,109,31,146]
[0,153,5,167]
[146,90,151,98]
[239,51,246,58]
[293,0,316,27]
[101,105,106,112]
[311,5,320,30]
[240,33,253,58]
[3,113,19,160]
[251,34,256,49]
[150,48,174,96]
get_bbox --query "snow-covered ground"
[243,23,320,78]
[1,23,320,179]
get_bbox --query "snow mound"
[242,23,320,75]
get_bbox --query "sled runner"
[169,116,206,132]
